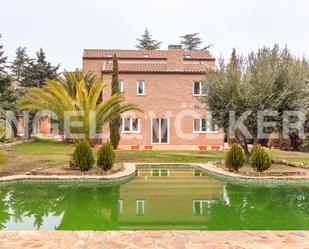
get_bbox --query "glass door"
[151,118,169,144]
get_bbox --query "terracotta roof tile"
[102,63,211,74]
[83,49,215,60]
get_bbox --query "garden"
[1,137,309,177]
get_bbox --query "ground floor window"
[193,119,218,133]
[122,118,140,133]
[151,118,169,144]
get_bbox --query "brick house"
[83,45,224,150]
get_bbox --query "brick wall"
[99,73,224,147]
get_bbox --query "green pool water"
[1,166,309,230]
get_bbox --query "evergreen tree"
[0,75,20,136]
[203,46,309,156]
[180,33,203,50]
[10,47,30,82]
[0,34,8,75]
[20,48,59,88]
[109,55,121,149]
[136,28,161,50]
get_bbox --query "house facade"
[83,45,224,150]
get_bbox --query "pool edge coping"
[1,162,309,186]
[135,162,309,186]
[0,163,136,184]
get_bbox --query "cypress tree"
[109,55,121,149]
[136,28,161,50]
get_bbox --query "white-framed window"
[118,80,124,92]
[118,200,123,215]
[151,169,169,177]
[184,54,192,59]
[193,82,207,96]
[105,54,112,58]
[121,118,140,133]
[193,119,218,133]
[193,200,216,215]
[143,54,150,58]
[137,80,145,95]
[136,200,145,216]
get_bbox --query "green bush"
[72,139,94,171]
[97,141,115,171]
[225,143,246,172]
[250,144,272,172]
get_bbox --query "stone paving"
[0,231,309,249]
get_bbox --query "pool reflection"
[0,167,309,230]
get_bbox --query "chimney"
[167,45,184,71]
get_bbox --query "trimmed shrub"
[250,144,272,172]
[72,139,94,171]
[97,141,115,171]
[225,143,246,172]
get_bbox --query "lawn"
[0,151,6,165]
[0,138,225,175]
[268,150,309,164]
[0,138,308,176]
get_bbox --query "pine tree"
[20,48,59,88]
[10,47,30,82]
[0,75,20,136]
[0,34,8,75]
[180,33,203,50]
[136,28,161,50]
[109,55,121,149]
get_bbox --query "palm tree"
[19,71,142,141]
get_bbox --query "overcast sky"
[1,0,308,71]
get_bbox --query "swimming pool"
[0,165,309,230]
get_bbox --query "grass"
[115,150,225,163]
[268,150,309,164]
[12,138,75,164]
[0,138,308,175]
[0,138,226,175]
[0,151,6,165]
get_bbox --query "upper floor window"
[105,54,112,58]
[118,80,124,92]
[193,82,207,96]
[143,54,150,58]
[137,80,145,95]
[193,119,218,133]
[122,118,140,133]
[184,54,192,59]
